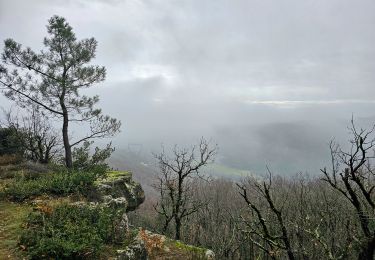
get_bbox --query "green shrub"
[3,180,43,201]
[3,170,98,201]
[20,204,121,259]
[0,127,25,156]
[72,141,114,175]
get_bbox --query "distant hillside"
[108,148,254,197]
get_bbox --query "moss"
[172,240,207,255]
[107,170,132,178]
[96,170,132,183]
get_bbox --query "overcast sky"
[1,0,375,174]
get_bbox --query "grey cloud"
[1,0,375,175]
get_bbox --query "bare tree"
[183,178,244,258]
[2,107,61,163]
[153,138,217,240]
[321,119,375,260]
[237,171,296,260]
[130,119,375,259]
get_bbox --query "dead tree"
[321,119,375,260]
[237,171,296,260]
[153,138,217,240]
[3,107,61,163]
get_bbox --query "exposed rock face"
[116,232,148,260]
[94,171,145,242]
[114,212,130,242]
[96,171,145,212]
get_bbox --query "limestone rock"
[116,233,148,260]
[113,212,129,242]
[116,228,215,260]
[96,171,145,212]
[103,195,128,209]
[205,249,215,259]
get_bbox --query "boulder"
[116,234,148,260]
[95,171,145,242]
[115,229,215,260]
[96,171,145,212]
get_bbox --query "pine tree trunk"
[62,110,72,168]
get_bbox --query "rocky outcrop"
[115,229,215,260]
[94,172,215,259]
[30,170,146,246]
[116,232,148,260]
[94,171,145,242]
[96,171,145,212]
[27,170,215,259]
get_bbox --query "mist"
[1,0,375,175]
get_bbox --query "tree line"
[130,121,375,259]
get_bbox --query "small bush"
[72,141,114,174]
[0,161,50,180]
[20,203,121,259]
[0,154,23,166]
[0,127,25,156]
[3,171,98,201]
[20,161,50,176]
[3,180,43,201]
